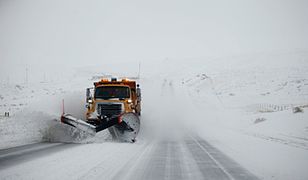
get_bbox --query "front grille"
[97,103,122,117]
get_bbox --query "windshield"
[94,86,130,99]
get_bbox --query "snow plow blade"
[112,113,140,142]
[61,113,140,142]
[61,114,96,135]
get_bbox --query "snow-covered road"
[113,135,259,180]
[0,135,258,180]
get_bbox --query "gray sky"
[1,0,308,83]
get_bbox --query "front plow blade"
[109,113,140,142]
[61,114,96,135]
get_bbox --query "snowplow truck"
[61,78,141,142]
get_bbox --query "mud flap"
[61,114,96,135]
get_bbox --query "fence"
[255,103,307,113]
[257,104,290,113]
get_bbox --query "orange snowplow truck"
[86,78,141,123]
[85,78,141,140]
[61,77,141,142]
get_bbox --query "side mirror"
[136,87,141,98]
[86,88,93,102]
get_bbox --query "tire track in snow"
[187,136,259,180]
[112,136,259,180]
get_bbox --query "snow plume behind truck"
[61,78,141,142]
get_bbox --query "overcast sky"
[1,0,308,83]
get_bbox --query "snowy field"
[1,51,308,179]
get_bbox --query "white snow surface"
[0,51,308,179]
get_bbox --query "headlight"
[88,111,99,119]
[128,99,132,103]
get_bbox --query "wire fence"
[253,103,307,113]
[257,104,290,113]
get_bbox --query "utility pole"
[25,67,29,85]
[138,62,141,79]
[43,72,46,82]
